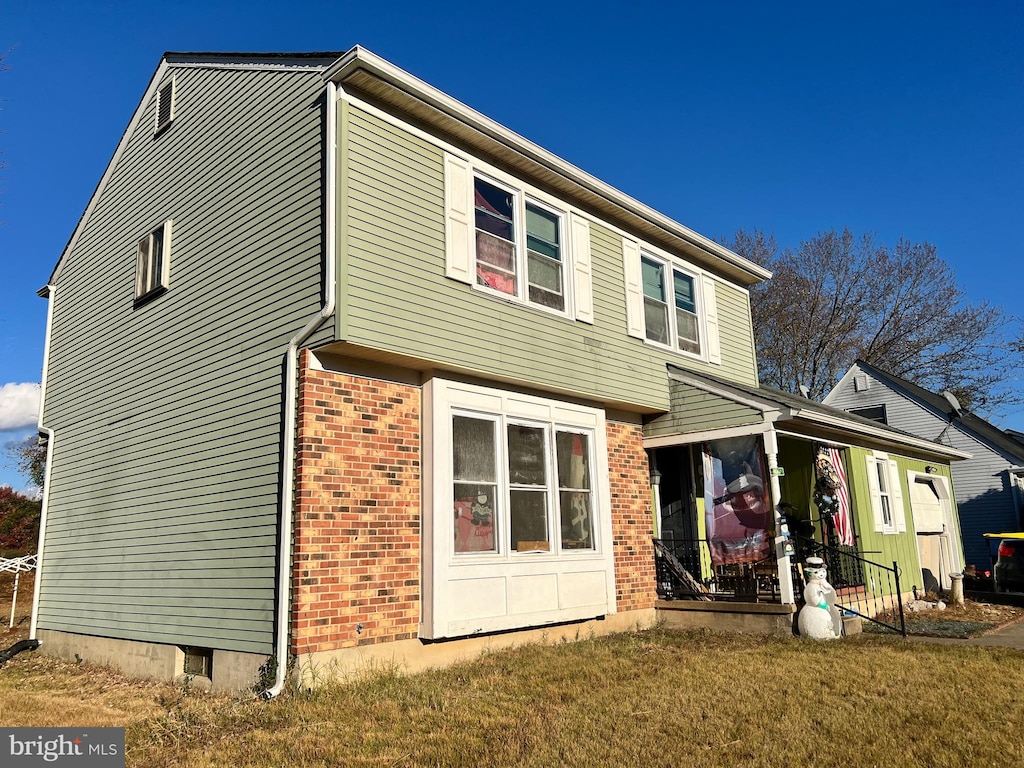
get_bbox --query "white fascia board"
[323,46,771,286]
[643,420,775,449]
[668,367,970,460]
[794,410,972,460]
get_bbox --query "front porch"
[652,533,897,635]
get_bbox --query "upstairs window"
[640,254,701,355]
[155,79,175,134]
[444,153,593,323]
[474,176,566,313]
[135,220,172,302]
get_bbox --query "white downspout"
[30,285,58,641]
[264,79,338,698]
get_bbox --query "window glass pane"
[643,297,670,344]
[150,226,164,288]
[641,257,665,300]
[137,237,151,293]
[673,271,696,313]
[560,491,593,549]
[526,204,559,260]
[676,309,700,353]
[453,416,496,481]
[476,232,517,295]
[527,252,562,292]
[474,178,514,242]
[454,482,497,553]
[880,495,892,527]
[557,432,593,551]
[875,461,888,493]
[510,490,549,551]
[507,424,546,485]
[528,284,565,311]
[556,432,591,490]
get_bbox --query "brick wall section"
[291,351,421,656]
[607,420,657,612]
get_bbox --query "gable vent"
[854,374,869,392]
[155,80,174,134]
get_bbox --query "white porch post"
[764,428,795,604]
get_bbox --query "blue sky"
[0,1,1021,489]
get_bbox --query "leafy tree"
[725,228,1016,414]
[4,436,46,490]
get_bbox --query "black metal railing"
[794,535,906,636]
[654,538,780,602]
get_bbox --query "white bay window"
[425,379,614,639]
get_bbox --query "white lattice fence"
[1,554,37,629]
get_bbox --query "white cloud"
[0,383,41,430]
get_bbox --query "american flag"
[827,447,855,546]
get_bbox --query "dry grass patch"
[871,598,1024,638]
[0,628,1022,767]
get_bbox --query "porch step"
[656,599,796,637]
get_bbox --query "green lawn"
[1,627,1022,767]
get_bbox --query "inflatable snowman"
[797,557,843,639]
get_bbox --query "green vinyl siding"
[644,381,762,438]
[39,65,333,655]
[777,438,963,597]
[339,104,758,412]
[845,447,924,586]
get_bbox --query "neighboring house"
[825,360,1024,572]
[30,48,968,691]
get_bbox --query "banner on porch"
[702,437,772,565]
[814,445,855,546]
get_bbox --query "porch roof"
[644,366,972,462]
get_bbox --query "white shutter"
[702,275,721,365]
[866,455,884,533]
[444,153,474,284]
[570,213,594,324]
[889,459,907,533]
[161,219,173,287]
[623,237,644,339]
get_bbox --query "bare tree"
[3,436,46,491]
[726,228,1017,414]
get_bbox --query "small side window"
[155,79,175,134]
[135,220,172,302]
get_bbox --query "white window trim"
[444,151,594,324]
[423,378,615,639]
[865,451,907,535]
[451,410,599,561]
[134,219,172,301]
[625,238,720,365]
[471,172,574,319]
[637,249,706,361]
